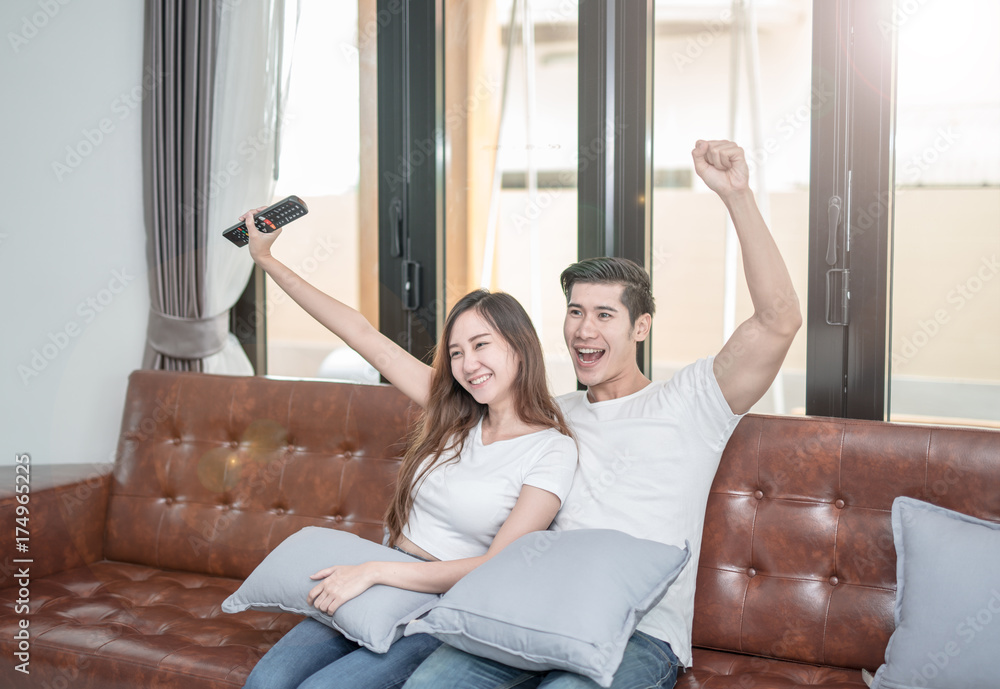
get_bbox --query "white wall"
[0,0,148,466]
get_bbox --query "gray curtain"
[141,0,227,371]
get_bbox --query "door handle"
[826,195,842,266]
[390,198,404,258]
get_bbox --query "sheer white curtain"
[203,0,297,374]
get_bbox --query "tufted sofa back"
[101,371,1000,674]
[694,414,1000,671]
[104,370,415,580]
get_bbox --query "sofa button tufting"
[747,567,757,578]
[164,497,174,505]
[173,437,182,445]
[753,490,764,500]
[229,440,239,448]
[830,576,839,586]
[835,499,846,509]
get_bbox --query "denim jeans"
[401,631,681,689]
[243,618,442,689]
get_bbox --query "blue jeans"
[401,631,681,689]
[244,618,442,689]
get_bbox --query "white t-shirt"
[553,356,742,668]
[402,420,578,562]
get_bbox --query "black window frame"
[805,0,896,419]
[237,0,904,424]
[376,0,444,365]
[577,0,655,377]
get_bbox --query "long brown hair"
[384,289,572,547]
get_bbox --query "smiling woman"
[448,311,518,406]
[444,293,556,434]
[235,208,577,689]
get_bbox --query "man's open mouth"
[576,348,605,365]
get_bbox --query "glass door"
[444,0,580,395]
[263,0,371,381]
[651,0,812,413]
[889,0,1000,427]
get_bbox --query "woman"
[240,207,577,689]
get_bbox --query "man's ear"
[632,313,652,342]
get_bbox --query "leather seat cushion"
[679,648,868,688]
[0,560,301,689]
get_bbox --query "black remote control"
[222,195,309,247]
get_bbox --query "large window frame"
[577,0,655,377]
[237,0,922,423]
[805,0,895,419]
[376,0,444,364]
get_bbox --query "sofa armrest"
[0,462,113,589]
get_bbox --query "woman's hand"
[233,202,434,408]
[241,206,279,263]
[348,486,564,596]
[307,562,381,615]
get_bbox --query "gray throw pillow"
[222,526,439,653]
[871,497,1000,689]
[404,529,690,688]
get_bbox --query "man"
[403,139,802,689]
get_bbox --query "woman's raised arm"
[243,207,433,408]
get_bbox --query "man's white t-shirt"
[403,420,577,562]
[553,356,742,668]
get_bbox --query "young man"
[402,139,802,689]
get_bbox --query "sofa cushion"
[0,561,299,689]
[870,497,1000,689]
[406,529,689,688]
[680,648,868,688]
[223,526,439,653]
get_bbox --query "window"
[247,0,999,428]
[444,0,580,395]
[888,0,1000,427]
[263,0,377,382]
[651,0,811,414]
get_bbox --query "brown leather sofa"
[1,370,997,688]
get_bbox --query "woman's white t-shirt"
[401,420,577,562]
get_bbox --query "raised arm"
[243,208,433,408]
[692,140,802,415]
[306,485,562,615]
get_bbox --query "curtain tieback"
[146,309,230,360]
